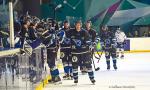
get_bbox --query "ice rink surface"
[44,52,150,90]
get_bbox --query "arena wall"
[126,38,150,52]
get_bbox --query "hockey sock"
[113,59,117,69]
[50,67,60,77]
[113,59,117,65]
[87,68,94,80]
[73,68,78,82]
[64,66,70,74]
[106,60,110,69]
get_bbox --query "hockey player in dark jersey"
[59,20,73,80]
[100,25,117,70]
[80,20,97,74]
[42,24,62,84]
[70,20,96,85]
[85,20,97,42]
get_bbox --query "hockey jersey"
[59,28,71,49]
[86,28,96,42]
[115,31,127,43]
[100,30,117,49]
[70,29,90,53]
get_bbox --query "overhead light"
[55,4,62,10]
[63,0,67,4]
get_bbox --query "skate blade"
[73,83,77,86]
[63,78,68,80]
[54,81,62,85]
[92,83,95,85]
[63,77,72,80]
[107,69,110,71]
[82,73,87,75]
[113,67,118,71]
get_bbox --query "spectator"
[148,30,150,37]
[133,30,139,37]
[0,20,1,27]
[127,32,133,37]
[143,31,148,37]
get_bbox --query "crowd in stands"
[127,30,150,37]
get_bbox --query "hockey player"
[20,19,31,48]
[59,20,73,80]
[85,20,97,42]
[70,20,96,85]
[80,20,97,74]
[42,23,61,84]
[6,21,21,48]
[100,25,117,70]
[115,27,127,59]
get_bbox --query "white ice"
[44,52,150,90]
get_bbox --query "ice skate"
[107,65,110,70]
[113,64,117,70]
[63,74,70,80]
[120,55,124,59]
[91,79,96,85]
[74,80,78,86]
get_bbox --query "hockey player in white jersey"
[115,27,127,59]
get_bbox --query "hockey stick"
[92,58,100,71]
[93,51,100,59]
[91,50,100,71]
[97,50,104,63]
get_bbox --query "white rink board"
[129,38,150,51]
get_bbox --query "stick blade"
[95,67,100,71]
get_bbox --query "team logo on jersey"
[64,38,70,44]
[57,30,65,43]
[60,52,65,58]
[105,39,111,44]
[73,39,81,47]
[72,56,78,62]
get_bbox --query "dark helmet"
[102,25,108,31]
[86,20,92,24]
[75,20,82,25]
[63,20,69,24]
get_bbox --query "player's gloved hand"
[92,42,96,46]
[111,42,117,48]
[102,45,105,50]
[86,41,92,45]
[89,45,94,51]
[95,38,100,43]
